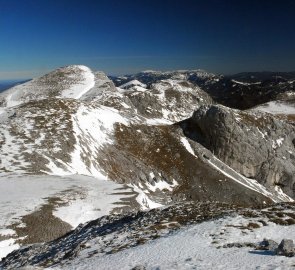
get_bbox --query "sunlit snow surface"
[51,215,295,270]
[180,137,196,157]
[60,66,95,99]
[254,101,295,115]
[0,174,133,259]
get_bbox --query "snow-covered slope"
[61,213,295,270]
[0,174,135,259]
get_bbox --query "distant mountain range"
[112,70,295,109]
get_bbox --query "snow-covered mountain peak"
[119,79,147,92]
[151,79,195,92]
[0,65,116,108]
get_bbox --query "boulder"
[276,239,295,257]
[131,266,146,270]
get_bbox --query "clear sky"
[1,0,295,79]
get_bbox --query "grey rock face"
[79,71,118,101]
[276,239,295,257]
[182,104,295,199]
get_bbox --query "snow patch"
[120,80,147,89]
[276,138,284,147]
[146,179,178,192]
[60,66,95,99]
[254,101,295,115]
[129,184,163,210]
[145,118,173,125]
[0,229,16,237]
[232,79,261,86]
[53,176,134,228]
[0,239,19,260]
[180,137,196,157]
[274,186,294,202]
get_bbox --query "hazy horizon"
[2,66,295,81]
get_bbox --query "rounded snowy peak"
[0,65,115,108]
[120,80,146,88]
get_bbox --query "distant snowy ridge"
[120,79,147,89]
[254,101,295,115]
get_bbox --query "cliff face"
[181,104,295,198]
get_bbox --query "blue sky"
[0,0,295,79]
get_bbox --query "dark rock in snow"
[222,242,256,248]
[131,265,146,270]
[257,239,278,251]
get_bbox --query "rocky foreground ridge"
[2,202,295,269]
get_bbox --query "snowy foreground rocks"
[225,238,295,257]
[1,202,295,269]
